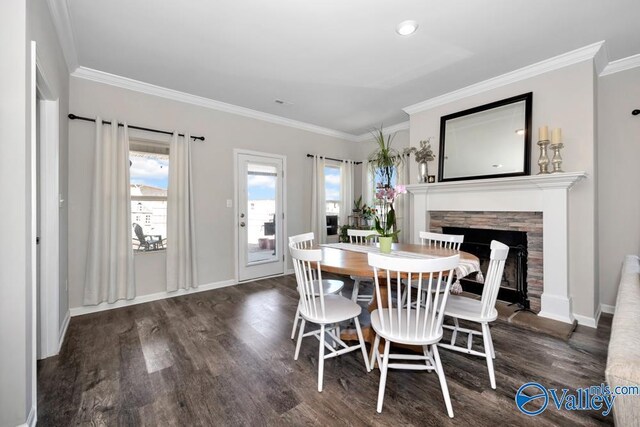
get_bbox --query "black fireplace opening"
[442,226,530,309]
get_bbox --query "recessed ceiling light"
[492,164,503,168]
[396,20,418,36]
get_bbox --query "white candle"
[538,126,549,141]
[551,128,562,145]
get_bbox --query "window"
[130,142,169,252]
[324,165,341,235]
[324,165,341,215]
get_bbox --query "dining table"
[318,242,481,352]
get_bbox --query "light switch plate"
[226,199,233,208]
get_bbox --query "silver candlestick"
[550,143,564,173]
[537,140,550,174]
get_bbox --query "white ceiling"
[63,0,640,136]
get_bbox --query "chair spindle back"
[368,253,460,342]
[289,244,326,320]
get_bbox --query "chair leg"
[376,340,391,413]
[318,324,325,392]
[294,319,305,360]
[481,323,496,389]
[351,279,360,302]
[353,317,370,372]
[370,334,380,369]
[485,323,496,359]
[291,306,300,340]
[432,344,454,418]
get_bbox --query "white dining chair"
[288,232,344,340]
[402,231,465,307]
[347,229,380,303]
[438,240,509,390]
[419,231,464,250]
[289,244,370,392]
[368,252,460,417]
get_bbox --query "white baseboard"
[18,405,36,427]
[600,303,616,314]
[70,279,236,317]
[286,268,294,275]
[57,310,70,354]
[574,312,599,328]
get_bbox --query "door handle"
[240,222,246,227]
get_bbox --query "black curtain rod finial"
[633,109,640,116]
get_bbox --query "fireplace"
[443,226,529,309]
[406,173,586,324]
[430,211,543,312]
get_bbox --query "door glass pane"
[246,163,277,264]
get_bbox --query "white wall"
[597,66,640,309]
[0,3,30,425]
[28,0,71,347]
[0,2,70,425]
[68,77,362,309]
[406,60,598,321]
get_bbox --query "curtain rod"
[306,154,362,165]
[68,114,205,141]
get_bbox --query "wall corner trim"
[70,67,361,142]
[46,0,79,72]
[600,53,640,77]
[17,405,37,427]
[402,41,606,115]
[57,311,71,354]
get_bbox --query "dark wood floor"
[38,275,613,426]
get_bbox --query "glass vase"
[379,236,393,254]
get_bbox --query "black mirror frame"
[437,92,533,182]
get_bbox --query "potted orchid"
[373,184,407,253]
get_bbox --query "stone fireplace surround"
[431,211,543,312]
[406,172,586,324]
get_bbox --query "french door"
[236,151,285,282]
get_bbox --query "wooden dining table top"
[318,242,479,278]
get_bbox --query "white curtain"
[84,118,135,305]
[311,155,327,244]
[167,132,199,291]
[395,159,411,242]
[361,161,374,206]
[340,160,355,227]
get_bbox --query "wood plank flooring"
[38,275,613,426]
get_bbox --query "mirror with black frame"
[438,92,532,182]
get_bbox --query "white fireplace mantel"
[406,172,586,324]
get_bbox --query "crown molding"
[46,0,78,72]
[600,53,640,76]
[354,120,410,142]
[71,67,359,141]
[403,41,606,115]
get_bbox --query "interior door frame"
[233,149,287,283]
[34,49,61,360]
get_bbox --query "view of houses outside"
[130,150,168,251]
